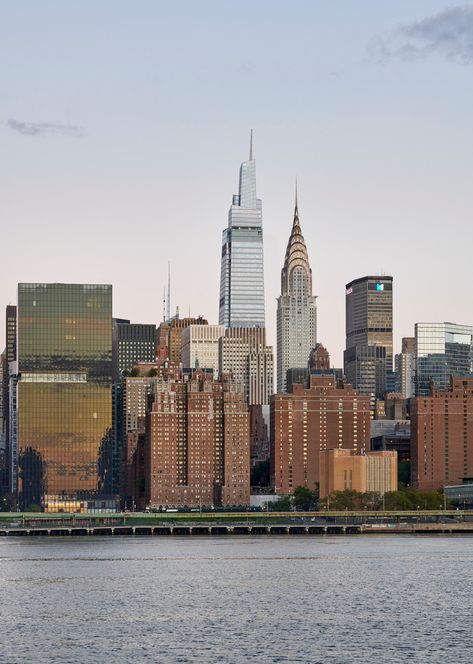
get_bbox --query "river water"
[0,535,472,663]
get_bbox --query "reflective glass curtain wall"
[17,283,113,509]
[415,322,473,396]
[219,141,265,328]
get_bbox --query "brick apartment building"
[145,369,250,508]
[412,376,473,492]
[271,373,371,494]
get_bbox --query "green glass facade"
[17,283,113,510]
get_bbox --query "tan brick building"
[145,370,250,508]
[156,316,208,365]
[271,374,371,494]
[412,376,473,492]
[319,449,397,498]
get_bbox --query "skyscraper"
[276,191,317,392]
[414,323,473,396]
[14,283,113,511]
[219,132,265,328]
[344,276,393,399]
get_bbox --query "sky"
[1,1,473,365]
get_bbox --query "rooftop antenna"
[167,261,171,321]
[162,287,166,322]
[249,128,253,160]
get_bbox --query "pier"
[2,522,473,537]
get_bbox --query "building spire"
[293,178,300,227]
[249,128,253,160]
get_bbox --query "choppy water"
[0,535,472,663]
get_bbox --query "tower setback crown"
[280,190,312,297]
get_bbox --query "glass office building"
[16,283,113,511]
[219,135,265,328]
[415,322,473,396]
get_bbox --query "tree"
[148,368,158,377]
[269,496,292,511]
[293,486,317,510]
[398,461,411,487]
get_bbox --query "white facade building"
[181,325,225,375]
[219,327,273,405]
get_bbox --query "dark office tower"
[112,320,157,381]
[15,283,113,512]
[344,276,393,399]
[2,305,16,504]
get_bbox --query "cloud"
[372,5,473,64]
[6,118,83,138]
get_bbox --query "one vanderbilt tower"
[277,188,317,392]
[219,132,265,328]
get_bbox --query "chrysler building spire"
[277,187,317,392]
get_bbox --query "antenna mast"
[167,261,171,321]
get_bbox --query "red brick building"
[271,374,371,494]
[145,370,250,508]
[412,376,473,492]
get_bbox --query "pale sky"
[1,1,473,365]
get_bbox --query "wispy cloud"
[6,118,83,137]
[371,5,473,64]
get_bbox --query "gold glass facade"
[17,284,112,509]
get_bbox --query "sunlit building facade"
[219,134,265,328]
[15,283,113,511]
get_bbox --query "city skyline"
[2,2,473,365]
